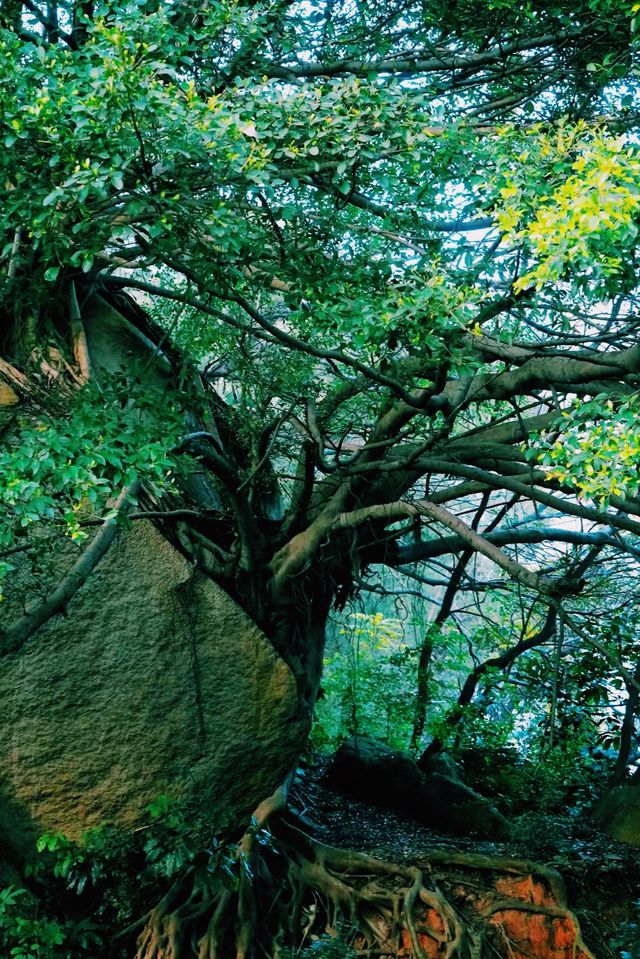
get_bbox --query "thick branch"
[263,29,581,79]
[394,526,630,566]
[336,499,560,596]
[415,458,640,538]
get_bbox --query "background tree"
[1,0,640,955]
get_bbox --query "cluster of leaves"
[456,707,610,814]
[312,611,419,751]
[314,596,624,817]
[530,394,640,503]
[10,0,636,366]
[0,7,466,309]
[490,124,640,297]
[314,598,524,756]
[0,885,71,959]
[0,374,184,597]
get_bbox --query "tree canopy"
[3,0,640,699]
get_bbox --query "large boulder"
[594,783,640,846]
[324,736,509,838]
[0,522,305,856]
[324,736,424,800]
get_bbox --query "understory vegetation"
[315,601,635,814]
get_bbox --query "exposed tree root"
[130,786,597,959]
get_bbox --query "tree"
[1,0,640,955]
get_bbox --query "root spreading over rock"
[130,785,596,959]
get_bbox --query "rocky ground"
[290,756,640,959]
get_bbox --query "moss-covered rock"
[324,736,509,838]
[594,783,640,846]
[0,521,304,856]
